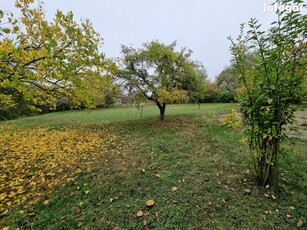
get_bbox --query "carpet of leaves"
[0,124,117,217]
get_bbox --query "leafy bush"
[220,109,242,130]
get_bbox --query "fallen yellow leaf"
[2,210,9,215]
[146,200,154,207]
[0,193,7,201]
[43,200,49,205]
[18,210,25,214]
[136,211,143,217]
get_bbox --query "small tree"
[188,67,208,108]
[229,0,306,193]
[118,41,202,120]
[132,90,147,118]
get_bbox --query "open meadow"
[1,0,307,228]
[0,103,306,229]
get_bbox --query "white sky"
[2,0,303,80]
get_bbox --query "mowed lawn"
[3,103,235,128]
[0,104,306,229]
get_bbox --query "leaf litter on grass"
[0,124,118,219]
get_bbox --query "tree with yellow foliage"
[0,0,116,118]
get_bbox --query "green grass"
[3,103,236,128]
[1,103,306,229]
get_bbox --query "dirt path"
[288,109,307,140]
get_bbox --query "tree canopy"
[0,0,116,118]
[216,66,239,93]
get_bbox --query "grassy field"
[3,103,235,128]
[0,103,306,229]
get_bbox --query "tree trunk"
[140,104,144,119]
[252,134,280,194]
[156,101,166,121]
[272,138,280,195]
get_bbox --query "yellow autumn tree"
[0,0,117,117]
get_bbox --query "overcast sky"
[1,0,299,80]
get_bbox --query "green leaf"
[13,25,19,32]
[2,28,11,34]
[269,85,276,90]
[267,99,273,105]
